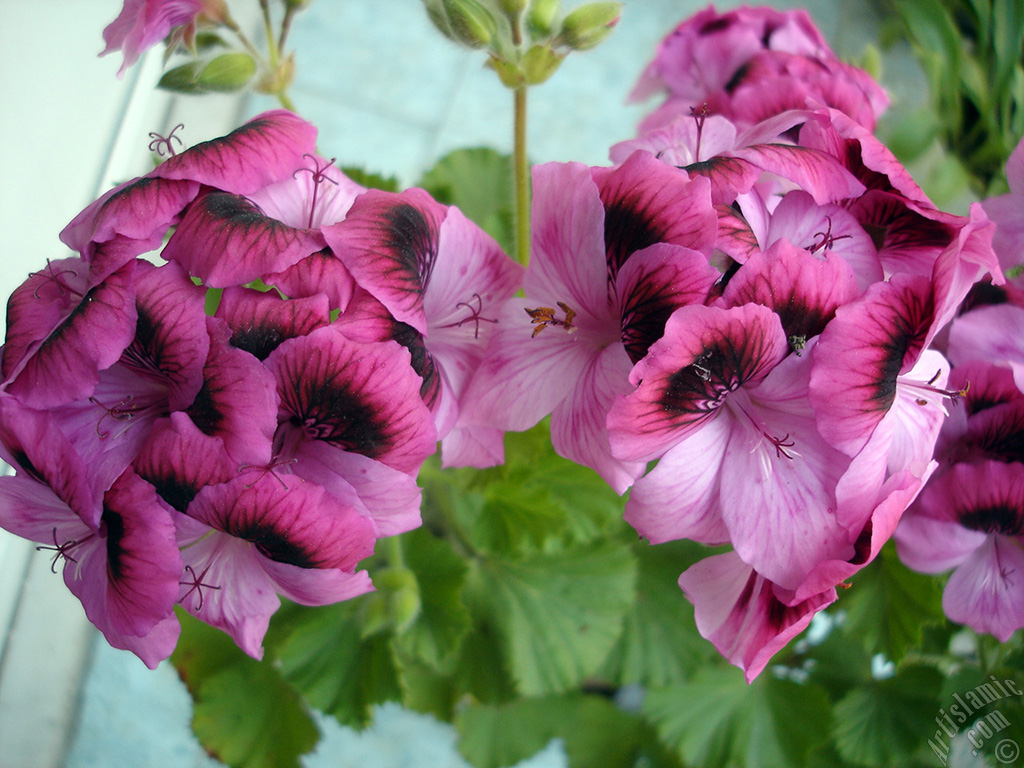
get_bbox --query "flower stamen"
[29,260,83,300]
[36,527,93,574]
[808,215,852,254]
[525,301,577,338]
[239,455,299,490]
[89,395,138,439]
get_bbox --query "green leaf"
[418,148,515,254]
[473,541,637,696]
[192,663,319,768]
[171,611,319,768]
[832,664,943,767]
[450,617,518,704]
[274,600,401,728]
[393,528,472,670]
[645,668,834,768]
[602,539,718,687]
[422,423,626,559]
[456,694,680,768]
[838,543,943,662]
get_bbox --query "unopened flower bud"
[559,1,620,50]
[442,0,498,48]
[198,52,257,91]
[200,0,229,23]
[526,0,560,38]
[496,0,528,20]
[487,55,525,88]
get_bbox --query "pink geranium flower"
[101,0,205,77]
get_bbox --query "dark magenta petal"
[684,155,762,205]
[848,190,958,277]
[59,176,199,269]
[3,260,137,409]
[809,274,934,456]
[591,151,717,279]
[0,395,100,525]
[265,248,356,312]
[216,287,330,361]
[189,474,376,571]
[63,471,181,652]
[265,325,437,474]
[151,110,319,195]
[722,239,859,341]
[134,412,237,513]
[184,318,278,467]
[608,303,788,462]
[124,260,210,410]
[615,243,719,364]
[323,188,447,335]
[162,192,325,288]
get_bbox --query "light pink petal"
[679,551,836,682]
[623,416,732,545]
[261,559,373,607]
[248,157,366,230]
[527,162,608,312]
[460,297,597,433]
[948,304,1024,369]
[550,343,644,494]
[439,423,505,469]
[943,536,1024,642]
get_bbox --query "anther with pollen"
[525,302,577,338]
[912,371,969,406]
[293,154,339,229]
[148,123,185,157]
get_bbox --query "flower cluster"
[463,6,1006,680]
[0,110,521,666]
[894,135,1024,642]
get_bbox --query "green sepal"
[198,52,258,92]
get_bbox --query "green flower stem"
[387,531,406,570]
[277,89,298,113]
[513,84,531,266]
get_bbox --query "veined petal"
[265,325,436,475]
[550,342,645,494]
[616,243,719,365]
[460,298,597,433]
[592,151,716,279]
[285,438,423,537]
[265,249,356,313]
[151,110,319,195]
[126,260,210,410]
[184,318,278,467]
[608,303,788,462]
[66,471,181,641]
[809,274,933,456]
[323,188,446,335]
[189,474,376,572]
[133,412,237,514]
[722,239,859,342]
[248,157,365,230]
[216,287,330,361]
[623,416,732,545]
[679,551,836,682]
[3,260,137,409]
[733,142,865,205]
[526,162,608,312]
[943,536,1024,642]
[162,192,325,288]
[261,559,373,606]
